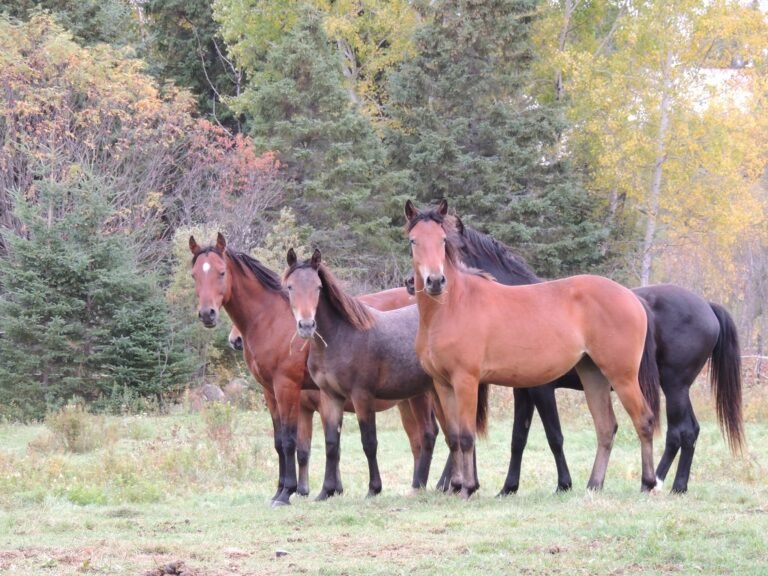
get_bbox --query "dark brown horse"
[283,248,488,499]
[408,212,744,494]
[189,233,436,504]
[405,199,660,498]
[227,325,435,495]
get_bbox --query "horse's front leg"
[296,397,315,497]
[316,392,345,501]
[273,378,301,506]
[353,395,382,497]
[452,373,481,499]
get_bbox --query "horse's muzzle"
[198,308,218,328]
[229,334,243,351]
[297,319,316,339]
[425,273,446,296]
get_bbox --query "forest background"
[0,0,766,421]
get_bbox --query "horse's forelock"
[191,245,224,266]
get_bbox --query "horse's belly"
[481,350,582,387]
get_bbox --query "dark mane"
[452,220,541,284]
[194,245,286,298]
[229,251,286,296]
[285,261,376,331]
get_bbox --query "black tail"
[709,303,744,454]
[639,301,661,432]
[476,383,489,438]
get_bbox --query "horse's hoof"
[497,484,518,497]
[459,487,475,500]
[556,483,572,494]
[271,499,290,508]
[314,490,334,502]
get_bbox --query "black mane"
[456,224,542,285]
[229,251,285,295]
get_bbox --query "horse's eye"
[287,285,292,292]
[219,271,225,278]
[409,238,415,245]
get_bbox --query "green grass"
[0,387,767,575]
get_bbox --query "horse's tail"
[476,383,490,438]
[638,300,661,433]
[709,302,744,454]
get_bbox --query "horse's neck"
[313,292,349,348]
[225,272,287,334]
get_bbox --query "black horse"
[408,215,744,494]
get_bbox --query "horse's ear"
[287,248,297,267]
[437,198,448,216]
[310,248,322,270]
[189,236,200,255]
[454,214,465,234]
[404,199,419,222]
[216,232,226,252]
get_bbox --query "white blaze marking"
[202,262,211,274]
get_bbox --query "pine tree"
[231,6,396,271]
[385,0,607,277]
[0,171,195,420]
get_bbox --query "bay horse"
[189,233,436,505]
[227,326,435,496]
[407,212,744,494]
[405,199,660,497]
[283,248,489,499]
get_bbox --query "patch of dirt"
[144,559,199,576]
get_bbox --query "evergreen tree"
[385,0,607,277]
[144,0,242,130]
[232,7,396,272]
[0,171,196,420]
[4,0,140,47]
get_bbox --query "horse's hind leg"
[656,364,701,493]
[405,395,438,490]
[396,400,423,489]
[671,405,699,493]
[432,396,455,492]
[263,388,285,502]
[499,388,536,496]
[609,373,657,492]
[576,358,617,491]
[354,396,382,497]
[531,384,572,492]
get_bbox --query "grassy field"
[1,385,767,576]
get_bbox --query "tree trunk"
[641,50,673,286]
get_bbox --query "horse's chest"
[307,355,347,397]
